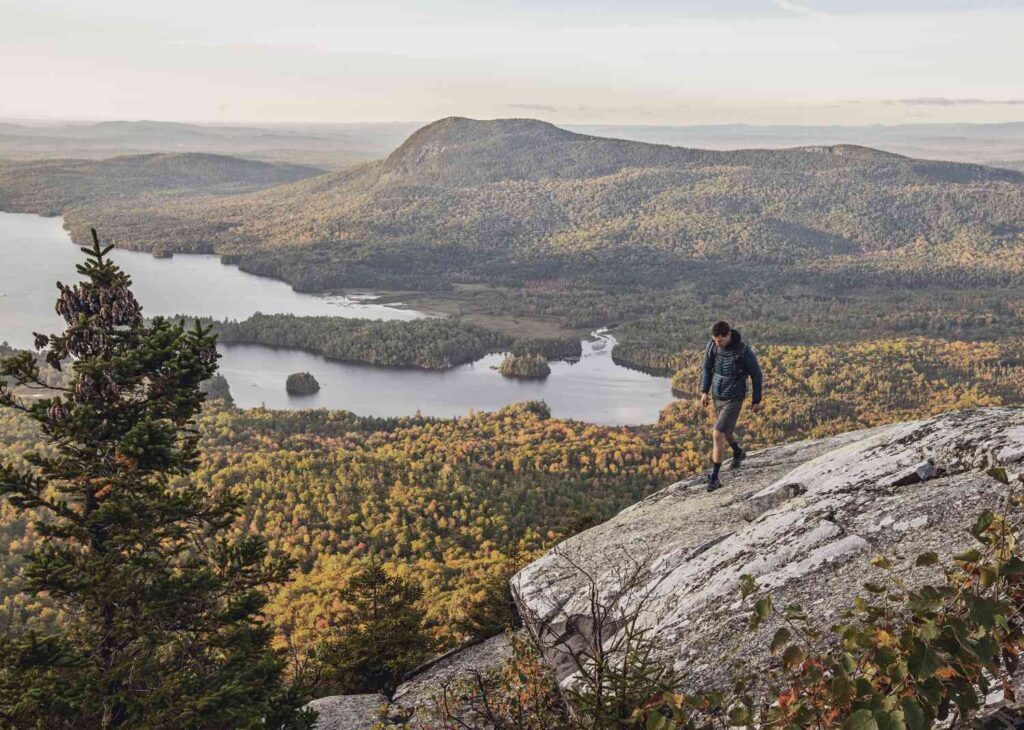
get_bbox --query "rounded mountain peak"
[382,117,585,184]
[390,117,576,156]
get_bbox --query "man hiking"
[699,321,763,491]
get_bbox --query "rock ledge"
[512,407,1024,689]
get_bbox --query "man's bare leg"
[712,429,727,464]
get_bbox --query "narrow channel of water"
[0,212,674,424]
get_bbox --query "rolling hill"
[567,121,1024,171]
[3,117,1024,291]
[0,119,421,167]
[0,152,322,216]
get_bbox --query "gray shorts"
[713,397,742,434]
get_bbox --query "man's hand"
[700,393,709,407]
[751,401,763,413]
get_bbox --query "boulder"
[512,407,1024,691]
[304,694,388,730]
[302,636,517,727]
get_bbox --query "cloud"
[229,21,840,62]
[506,104,560,113]
[771,0,830,20]
[899,97,1024,106]
[503,103,675,120]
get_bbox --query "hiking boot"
[730,447,745,470]
[706,473,722,492]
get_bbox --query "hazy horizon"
[4,116,1024,130]
[3,0,1024,126]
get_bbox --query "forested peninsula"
[197,313,581,369]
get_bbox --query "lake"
[0,212,422,349]
[0,212,674,424]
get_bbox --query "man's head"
[711,321,731,348]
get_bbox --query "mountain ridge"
[378,117,928,186]
[2,117,1023,290]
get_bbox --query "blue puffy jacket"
[699,329,763,404]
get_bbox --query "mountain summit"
[385,117,578,169]
[381,116,706,185]
[301,407,1024,726]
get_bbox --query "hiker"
[699,321,763,491]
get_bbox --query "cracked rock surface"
[307,634,516,727]
[512,407,1024,690]
[392,633,514,713]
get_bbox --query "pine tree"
[0,230,312,728]
[453,548,526,642]
[321,562,429,695]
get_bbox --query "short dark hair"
[711,321,731,336]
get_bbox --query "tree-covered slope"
[4,336,1024,649]
[31,117,1021,290]
[0,152,322,215]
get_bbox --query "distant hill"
[3,117,1023,290]
[6,117,1024,170]
[55,116,1022,288]
[566,121,1024,171]
[0,152,322,215]
[0,120,422,167]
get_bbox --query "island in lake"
[497,353,550,379]
[286,371,321,394]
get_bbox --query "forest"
[3,335,1023,660]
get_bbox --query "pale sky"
[2,0,1023,125]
